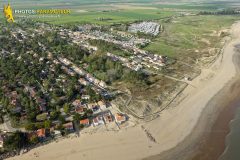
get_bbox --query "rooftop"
[80,119,90,125]
[36,128,46,137]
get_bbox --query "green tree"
[63,103,70,114]
[29,134,39,144]
[44,120,51,129]
[58,115,65,124]
[73,113,81,121]
[4,131,27,151]
[50,110,58,120]
[36,113,48,121]
[25,122,36,131]
[35,122,44,129]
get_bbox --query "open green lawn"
[145,15,240,58]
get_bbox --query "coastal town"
[0,20,168,158]
[1,0,240,159]
[0,13,235,159]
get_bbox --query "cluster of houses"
[1,95,127,144]
[2,85,48,122]
[107,52,143,71]
[73,99,127,127]
[60,30,98,54]
[27,121,75,141]
[58,25,167,72]
[128,22,161,36]
[59,26,150,52]
[107,52,166,72]
[24,85,47,112]
[111,30,151,47]
[4,85,46,115]
[9,91,21,113]
[57,24,168,75]
[57,57,107,90]
[11,28,28,42]
[80,111,126,127]
[28,99,126,141]
[0,107,127,148]
[0,23,132,152]
[131,53,166,70]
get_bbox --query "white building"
[92,115,105,126]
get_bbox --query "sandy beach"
[7,22,240,160]
[146,40,240,160]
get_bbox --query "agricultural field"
[36,9,176,25]
[2,0,239,25]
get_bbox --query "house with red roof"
[75,106,85,114]
[80,118,90,127]
[63,122,74,131]
[103,112,113,124]
[36,128,46,139]
[115,113,126,124]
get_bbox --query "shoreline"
[192,88,240,160]
[7,22,240,160]
[145,77,240,160]
[191,44,240,160]
[219,102,240,160]
[144,22,240,160]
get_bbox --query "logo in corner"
[3,3,14,22]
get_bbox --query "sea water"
[219,107,240,160]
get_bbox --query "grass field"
[1,1,177,25]
[1,0,239,25]
[145,15,240,59]
[34,9,176,25]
